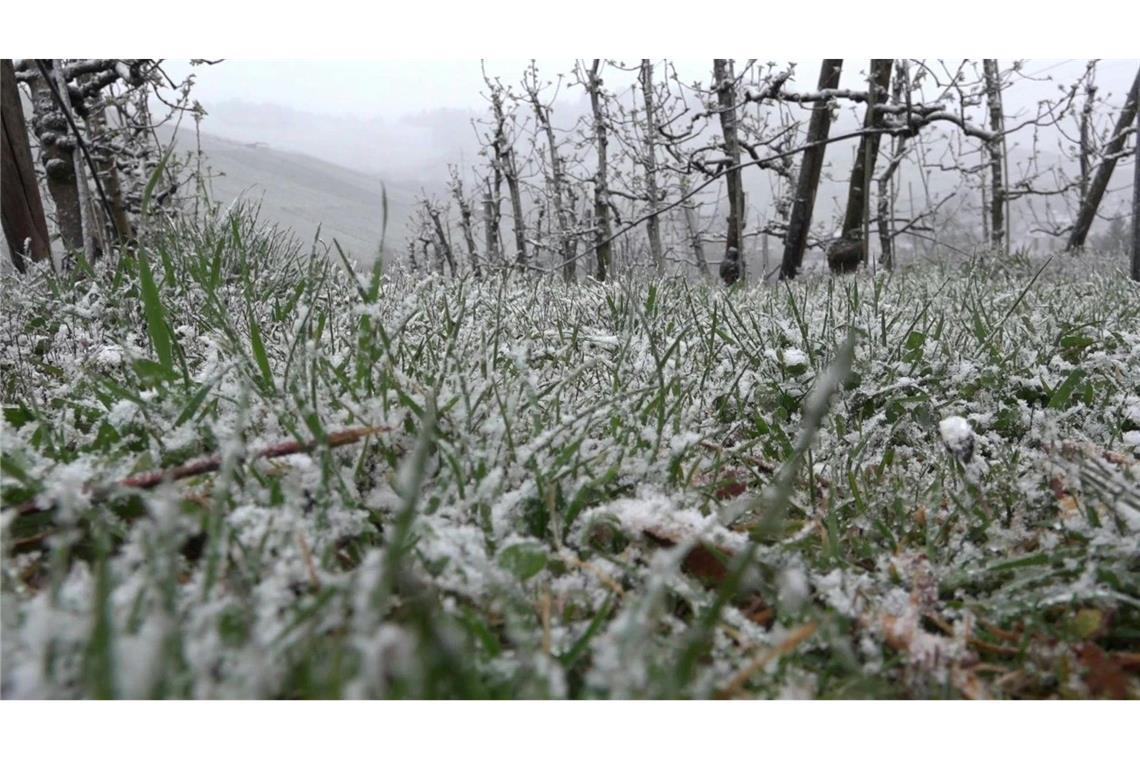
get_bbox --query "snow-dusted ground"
[2,217,1138,698]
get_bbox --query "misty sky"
[164,59,1139,123]
[146,57,1137,257]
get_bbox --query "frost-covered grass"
[2,208,1139,699]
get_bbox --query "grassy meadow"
[2,207,1138,698]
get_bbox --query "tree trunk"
[2,59,51,271]
[640,59,664,275]
[878,61,910,270]
[876,136,907,269]
[528,85,573,281]
[780,59,843,279]
[85,98,134,246]
[682,199,711,278]
[49,61,97,264]
[1132,100,1139,282]
[406,239,419,272]
[714,59,745,285]
[982,59,1006,250]
[482,189,499,264]
[27,61,84,254]
[450,177,481,277]
[504,152,527,270]
[1079,78,1097,211]
[587,60,613,282]
[1067,66,1140,252]
[425,238,443,275]
[487,89,514,265]
[828,59,893,273]
[426,204,457,277]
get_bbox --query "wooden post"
[1132,101,1139,282]
[2,59,51,271]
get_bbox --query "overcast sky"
[163,59,1139,122]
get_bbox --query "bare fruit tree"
[780,59,843,279]
[1066,66,1140,252]
[828,59,893,273]
[583,60,613,282]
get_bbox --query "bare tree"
[25,61,84,254]
[1079,66,1097,212]
[877,61,911,269]
[1066,66,1139,252]
[448,168,481,277]
[639,59,664,275]
[85,98,134,245]
[10,58,210,264]
[482,75,527,268]
[1133,99,1139,282]
[678,176,711,278]
[780,59,843,279]
[981,59,1007,249]
[828,59,893,273]
[523,63,574,281]
[585,60,613,281]
[713,59,745,285]
[2,59,51,271]
[481,189,499,265]
[49,62,98,263]
[422,199,457,277]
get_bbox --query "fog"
[143,58,1138,267]
[163,58,1140,186]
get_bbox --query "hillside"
[161,126,419,264]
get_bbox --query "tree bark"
[487,88,519,266]
[587,60,613,282]
[640,59,664,275]
[1067,66,1140,252]
[450,176,481,277]
[714,59,745,285]
[27,61,84,254]
[527,82,574,281]
[425,203,457,277]
[682,188,711,278]
[876,135,907,270]
[1079,78,1097,211]
[982,59,1006,249]
[481,190,499,265]
[1132,100,1139,282]
[504,151,527,270]
[828,59,893,273]
[2,59,51,271]
[780,59,843,279]
[85,97,133,246]
[50,61,97,264]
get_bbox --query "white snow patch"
[939,415,974,459]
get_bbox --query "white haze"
[164,58,1139,183]
[152,58,1138,266]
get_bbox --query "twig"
[11,425,390,516]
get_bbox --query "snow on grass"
[2,208,1139,698]
[939,414,975,461]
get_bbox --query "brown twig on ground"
[10,425,391,516]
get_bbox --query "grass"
[1,205,1139,698]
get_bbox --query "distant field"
[160,126,418,263]
[2,209,1138,698]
